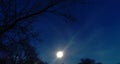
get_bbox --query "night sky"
[29,0,120,64]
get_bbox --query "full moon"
[56,51,64,58]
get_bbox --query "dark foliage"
[78,58,102,64]
[0,0,81,64]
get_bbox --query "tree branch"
[0,0,64,36]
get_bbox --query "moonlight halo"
[56,51,64,58]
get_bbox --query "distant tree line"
[78,58,102,64]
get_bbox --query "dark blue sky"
[31,0,120,64]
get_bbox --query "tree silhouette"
[0,0,79,36]
[117,62,120,64]
[78,58,102,64]
[0,0,87,64]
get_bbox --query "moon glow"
[56,51,64,58]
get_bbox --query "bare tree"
[0,0,87,64]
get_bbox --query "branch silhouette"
[0,0,64,36]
